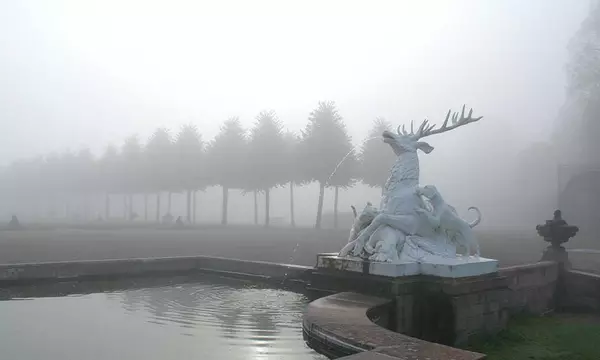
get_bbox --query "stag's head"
[383,105,483,156]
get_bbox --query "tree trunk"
[105,194,110,220]
[192,191,197,224]
[167,192,172,214]
[334,186,339,229]
[186,189,192,223]
[289,182,295,227]
[315,181,325,229]
[253,190,258,225]
[156,193,161,222]
[265,188,270,227]
[144,194,148,221]
[221,186,229,225]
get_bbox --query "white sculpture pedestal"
[316,253,498,278]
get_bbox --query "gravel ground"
[0,225,597,270]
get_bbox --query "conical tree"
[41,153,64,218]
[174,124,205,223]
[59,151,79,218]
[120,135,144,220]
[299,101,356,229]
[99,145,120,220]
[206,117,247,225]
[360,118,397,192]
[145,128,173,222]
[283,131,305,227]
[73,148,97,220]
[247,110,287,227]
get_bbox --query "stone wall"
[313,261,561,346]
[0,255,312,287]
[499,261,559,315]
[447,262,558,344]
[442,274,509,345]
[563,270,600,312]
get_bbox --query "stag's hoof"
[352,235,368,256]
[352,242,365,256]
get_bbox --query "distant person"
[7,215,22,230]
[175,216,184,227]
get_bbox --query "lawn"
[465,314,600,360]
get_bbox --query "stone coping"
[303,291,486,360]
[498,260,557,275]
[0,255,312,286]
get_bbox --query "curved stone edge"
[303,292,486,360]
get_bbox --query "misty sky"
[0,0,590,165]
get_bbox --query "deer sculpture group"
[340,106,484,263]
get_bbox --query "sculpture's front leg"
[339,240,356,257]
[352,216,383,256]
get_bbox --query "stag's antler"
[397,105,482,140]
[397,119,436,138]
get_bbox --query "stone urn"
[537,210,578,266]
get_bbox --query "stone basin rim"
[303,291,486,360]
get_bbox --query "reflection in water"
[0,276,325,360]
[120,280,306,357]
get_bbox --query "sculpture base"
[541,246,571,268]
[316,253,498,278]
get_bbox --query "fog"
[0,0,594,232]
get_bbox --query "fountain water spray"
[324,136,380,186]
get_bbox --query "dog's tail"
[467,207,482,228]
[350,205,357,219]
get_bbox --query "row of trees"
[0,102,397,228]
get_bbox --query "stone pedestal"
[541,246,571,268]
[316,253,498,279]
[310,253,507,346]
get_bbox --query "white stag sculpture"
[349,106,483,263]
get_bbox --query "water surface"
[0,277,325,360]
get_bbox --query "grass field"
[465,314,600,360]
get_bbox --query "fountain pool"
[0,275,325,360]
